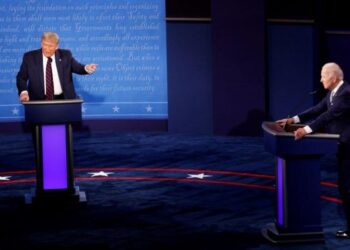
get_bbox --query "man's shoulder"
[340,82,350,94]
[337,82,350,101]
[56,49,72,57]
[23,49,41,58]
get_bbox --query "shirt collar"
[332,80,344,95]
[42,54,55,62]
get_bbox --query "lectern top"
[22,99,83,105]
[22,98,83,124]
[262,121,339,139]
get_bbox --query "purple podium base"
[24,186,87,206]
[261,223,324,244]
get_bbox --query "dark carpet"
[0,131,349,249]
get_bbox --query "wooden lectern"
[261,121,339,244]
[22,99,86,205]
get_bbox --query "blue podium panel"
[261,121,339,244]
[276,157,322,231]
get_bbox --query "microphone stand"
[287,89,319,118]
[283,89,319,131]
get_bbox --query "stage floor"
[0,131,347,249]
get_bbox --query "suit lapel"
[334,82,346,99]
[329,82,346,108]
[327,91,332,108]
[55,50,64,85]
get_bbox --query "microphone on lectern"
[282,89,320,131]
[287,89,320,118]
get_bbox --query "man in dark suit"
[16,31,97,101]
[277,62,350,239]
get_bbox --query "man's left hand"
[294,128,307,140]
[85,64,97,73]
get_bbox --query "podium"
[261,121,339,244]
[22,99,86,205]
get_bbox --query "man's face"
[41,39,58,57]
[320,67,337,90]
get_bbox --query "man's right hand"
[19,92,29,102]
[275,118,294,128]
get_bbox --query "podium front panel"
[277,158,285,227]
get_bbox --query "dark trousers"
[337,143,350,230]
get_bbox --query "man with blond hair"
[16,31,97,101]
[277,62,350,239]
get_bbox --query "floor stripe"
[76,167,276,179]
[321,195,342,203]
[0,167,339,189]
[0,175,342,204]
[76,176,276,190]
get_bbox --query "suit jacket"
[16,48,88,100]
[298,82,350,143]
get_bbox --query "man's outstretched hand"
[85,64,97,73]
[275,118,294,128]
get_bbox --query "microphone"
[286,88,320,118]
[282,89,320,131]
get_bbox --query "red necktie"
[45,57,54,100]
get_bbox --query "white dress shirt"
[43,55,63,95]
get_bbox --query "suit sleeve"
[16,54,29,95]
[298,96,328,123]
[308,93,350,132]
[67,50,88,75]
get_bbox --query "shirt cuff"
[303,126,313,134]
[20,91,28,96]
[84,65,93,74]
[292,115,300,123]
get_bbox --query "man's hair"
[324,62,344,80]
[41,32,59,44]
